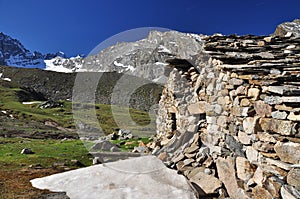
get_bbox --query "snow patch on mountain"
[44,55,84,73]
[0,32,67,69]
[158,45,172,54]
[113,61,135,72]
[0,72,11,81]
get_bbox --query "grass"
[0,137,93,199]
[0,72,157,198]
[0,137,151,198]
[0,138,93,171]
[0,79,156,137]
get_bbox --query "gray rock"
[264,96,283,105]
[190,171,222,194]
[236,157,256,181]
[274,142,300,164]
[21,148,34,154]
[238,131,251,145]
[31,156,198,199]
[37,192,70,199]
[39,100,64,109]
[265,158,292,171]
[132,146,148,153]
[92,157,103,165]
[118,129,133,140]
[187,102,206,115]
[271,111,288,120]
[225,134,245,157]
[252,186,273,199]
[260,118,297,136]
[171,153,185,164]
[216,157,239,198]
[247,88,260,100]
[246,147,259,163]
[287,168,300,189]
[91,140,120,152]
[229,78,244,86]
[254,101,272,117]
[281,185,300,199]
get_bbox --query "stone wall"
[149,33,300,198]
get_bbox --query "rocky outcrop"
[150,32,300,198]
[274,19,300,38]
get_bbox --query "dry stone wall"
[149,33,300,199]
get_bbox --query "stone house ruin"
[150,33,300,198]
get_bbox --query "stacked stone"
[150,33,300,199]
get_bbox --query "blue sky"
[0,0,299,56]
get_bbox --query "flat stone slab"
[31,156,197,199]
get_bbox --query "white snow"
[285,32,293,37]
[22,101,41,105]
[287,45,296,49]
[44,55,83,73]
[154,62,168,66]
[44,59,73,73]
[188,33,202,42]
[158,45,172,54]
[169,41,178,47]
[113,60,135,71]
[0,73,12,81]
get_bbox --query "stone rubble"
[149,32,300,198]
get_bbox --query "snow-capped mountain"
[81,31,203,81]
[3,19,299,77]
[44,30,203,80]
[0,32,67,68]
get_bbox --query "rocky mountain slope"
[81,31,203,81]
[274,19,300,37]
[43,30,203,80]
[0,66,162,111]
[0,32,67,68]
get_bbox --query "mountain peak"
[0,32,67,69]
[274,19,300,37]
